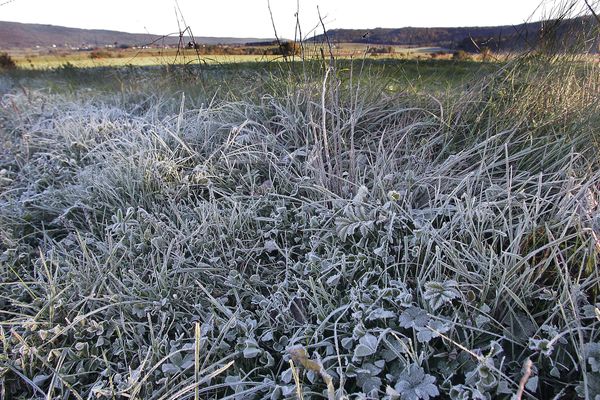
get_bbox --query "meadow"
[0,52,599,400]
[7,44,455,70]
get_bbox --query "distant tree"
[368,46,394,55]
[480,47,493,62]
[89,49,111,59]
[0,53,16,70]
[452,50,471,61]
[279,41,300,57]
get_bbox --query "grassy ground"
[8,44,455,70]
[13,53,283,69]
[0,57,599,399]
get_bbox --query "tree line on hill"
[312,16,599,53]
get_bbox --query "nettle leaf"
[393,364,439,400]
[353,324,368,340]
[326,273,341,286]
[423,280,460,310]
[354,333,378,358]
[169,349,183,366]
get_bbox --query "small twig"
[289,346,335,400]
[584,0,600,25]
[175,0,203,67]
[516,358,533,400]
[321,66,333,180]
[267,0,287,63]
[194,322,201,400]
[289,359,304,400]
[317,6,335,67]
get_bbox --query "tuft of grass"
[0,51,599,399]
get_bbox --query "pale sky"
[0,0,577,39]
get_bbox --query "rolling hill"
[0,21,273,49]
[1,17,597,53]
[313,16,598,52]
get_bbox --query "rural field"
[1,48,600,400]
[6,45,456,70]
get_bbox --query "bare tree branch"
[584,0,600,25]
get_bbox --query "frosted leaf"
[356,374,382,394]
[423,280,460,310]
[448,385,486,400]
[528,338,554,357]
[388,190,402,201]
[354,333,378,358]
[416,320,450,343]
[264,240,278,252]
[280,368,293,384]
[575,372,600,399]
[243,338,262,358]
[366,308,396,321]
[525,376,538,392]
[392,364,439,400]
[341,337,354,350]
[354,185,370,203]
[585,343,600,373]
[161,363,180,375]
[399,307,430,329]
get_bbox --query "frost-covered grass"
[0,57,599,399]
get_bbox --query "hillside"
[0,21,272,49]
[313,16,598,52]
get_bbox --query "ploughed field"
[0,59,599,399]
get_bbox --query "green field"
[7,44,458,70]
[1,57,599,399]
[12,53,283,69]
